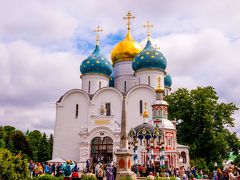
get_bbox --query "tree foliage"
[38,133,51,162]
[0,126,53,162]
[0,148,29,180]
[27,130,43,161]
[234,154,240,167]
[165,86,239,165]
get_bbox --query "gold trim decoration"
[95,119,110,125]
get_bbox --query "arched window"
[105,103,111,116]
[124,81,127,92]
[181,151,187,164]
[140,100,143,115]
[88,81,91,93]
[75,104,79,119]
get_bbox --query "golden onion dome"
[111,31,142,64]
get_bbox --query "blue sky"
[0,0,239,135]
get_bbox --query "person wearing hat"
[62,160,76,180]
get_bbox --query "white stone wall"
[89,87,123,132]
[125,85,156,132]
[135,69,165,89]
[113,61,136,92]
[81,74,109,94]
[53,89,90,161]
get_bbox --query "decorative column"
[115,96,136,180]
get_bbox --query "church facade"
[53,12,190,168]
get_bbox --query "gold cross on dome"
[123,11,135,31]
[93,26,103,45]
[144,21,154,39]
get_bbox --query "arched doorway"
[181,151,187,164]
[91,136,113,163]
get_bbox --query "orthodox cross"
[123,11,135,30]
[144,21,154,39]
[94,26,103,45]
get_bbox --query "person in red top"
[72,169,79,179]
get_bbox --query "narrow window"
[140,100,143,115]
[138,78,140,84]
[75,104,79,119]
[106,103,111,116]
[88,81,91,94]
[99,81,101,90]
[124,81,127,92]
[148,76,150,86]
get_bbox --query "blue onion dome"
[80,45,113,76]
[164,74,172,87]
[109,73,115,87]
[132,40,167,72]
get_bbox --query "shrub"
[0,148,29,180]
[81,174,97,180]
[31,174,64,180]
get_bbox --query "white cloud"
[0,0,239,135]
[0,40,82,133]
[0,1,78,44]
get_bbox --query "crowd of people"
[28,159,80,179]
[28,159,240,180]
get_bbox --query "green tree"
[27,130,43,161]
[0,126,16,152]
[234,154,240,167]
[38,133,51,162]
[12,130,32,157]
[165,86,239,165]
[49,133,54,159]
[0,148,29,180]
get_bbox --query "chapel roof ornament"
[111,11,142,64]
[94,26,103,45]
[123,11,135,31]
[144,21,154,40]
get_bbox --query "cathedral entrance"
[91,136,113,163]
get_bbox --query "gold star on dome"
[123,11,135,31]
[94,26,103,45]
[144,21,154,39]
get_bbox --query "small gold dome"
[143,110,149,118]
[111,31,143,64]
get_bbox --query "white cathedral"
[53,12,190,168]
